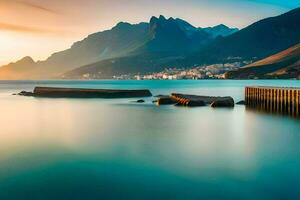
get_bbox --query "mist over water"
[0,80,300,200]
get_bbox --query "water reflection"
[0,80,300,199]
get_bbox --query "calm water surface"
[0,80,299,200]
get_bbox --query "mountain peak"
[159,15,167,20]
[150,15,168,23]
[203,24,239,37]
[214,24,229,28]
[113,21,132,30]
[18,56,35,64]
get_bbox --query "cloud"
[10,0,58,14]
[0,22,46,33]
[0,22,64,35]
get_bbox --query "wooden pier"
[245,86,300,117]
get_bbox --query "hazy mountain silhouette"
[0,56,37,79]
[202,24,239,38]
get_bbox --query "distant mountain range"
[1,7,300,80]
[64,7,300,79]
[0,15,237,80]
[0,15,238,80]
[225,44,300,79]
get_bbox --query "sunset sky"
[0,0,299,65]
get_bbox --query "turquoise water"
[0,80,299,200]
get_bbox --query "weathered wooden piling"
[245,86,300,117]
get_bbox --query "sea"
[0,80,299,200]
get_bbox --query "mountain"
[138,16,238,54]
[35,22,150,78]
[0,15,237,80]
[225,44,300,79]
[131,15,213,54]
[0,56,37,79]
[62,52,186,79]
[63,7,300,80]
[203,24,239,38]
[39,22,150,73]
[187,7,300,65]
[61,18,241,79]
[0,22,150,79]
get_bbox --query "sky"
[0,0,299,65]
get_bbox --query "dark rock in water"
[18,91,34,96]
[154,94,169,98]
[157,96,177,105]
[12,93,17,95]
[136,99,145,103]
[18,87,152,98]
[236,100,246,105]
[211,97,234,108]
[186,100,206,107]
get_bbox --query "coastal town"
[112,62,242,80]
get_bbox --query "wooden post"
[264,88,267,110]
[292,90,295,117]
[283,89,286,114]
[295,90,299,117]
[271,89,274,113]
[275,89,278,113]
[279,89,282,113]
[288,90,291,115]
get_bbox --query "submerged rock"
[211,97,235,108]
[136,99,145,103]
[18,91,34,96]
[236,100,246,105]
[186,100,206,107]
[154,94,169,98]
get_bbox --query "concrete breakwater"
[18,87,152,98]
[156,94,235,107]
[17,87,235,108]
[245,86,300,117]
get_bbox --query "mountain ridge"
[62,7,300,79]
[187,7,300,65]
[225,43,300,79]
